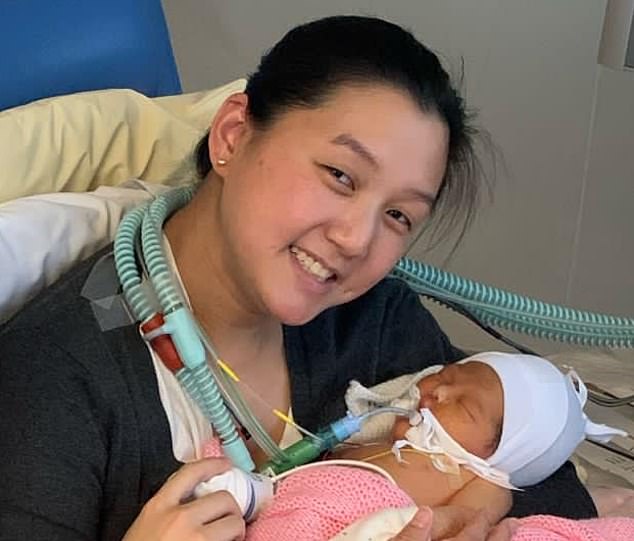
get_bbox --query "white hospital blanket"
[330,506,418,540]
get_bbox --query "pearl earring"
[216,159,227,166]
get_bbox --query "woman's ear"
[208,92,250,169]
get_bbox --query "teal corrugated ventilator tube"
[115,186,256,471]
[391,258,634,349]
[115,186,634,473]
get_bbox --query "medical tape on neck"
[392,408,518,490]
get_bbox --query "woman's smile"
[289,245,337,283]
[289,245,338,295]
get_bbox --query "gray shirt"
[0,247,595,540]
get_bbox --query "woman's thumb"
[391,507,433,541]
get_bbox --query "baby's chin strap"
[566,370,628,443]
[392,408,519,491]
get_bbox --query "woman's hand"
[437,511,518,541]
[390,506,519,541]
[123,457,246,541]
[390,507,433,541]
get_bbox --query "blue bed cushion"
[0,0,181,111]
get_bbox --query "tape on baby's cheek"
[402,409,517,490]
[408,411,422,425]
[391,440,465,492]
[394,411,465,481]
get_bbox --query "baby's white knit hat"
[463,352,626,486]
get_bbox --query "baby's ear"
[483,440,497,458]
[486,423,503,457]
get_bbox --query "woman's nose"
[325,206,379,258]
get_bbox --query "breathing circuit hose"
[114,186,255,471]
[391,258,634,349]
[259,407,412,476]
[114,185,633,473]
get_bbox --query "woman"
[0,15,595,541]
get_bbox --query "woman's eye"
[326,166,355,190]
[386,208,412,231]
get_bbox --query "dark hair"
[195,15,489,251]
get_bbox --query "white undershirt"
[143,237,301,462]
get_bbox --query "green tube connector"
[258,413,363,476]
[258,429,336,476]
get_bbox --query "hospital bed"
[1,0,633,527]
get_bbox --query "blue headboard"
[1,0,181,111]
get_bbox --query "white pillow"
[0,79,247,322]
[0,79,246,203]
[0,180,169,323]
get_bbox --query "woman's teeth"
[290,246,334,282]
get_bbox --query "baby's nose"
[419,393,436,409]
[420,386,449,408]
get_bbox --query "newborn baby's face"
[392,361,503,458]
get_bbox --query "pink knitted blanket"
[514,515,634,541]
[203,439,634,541]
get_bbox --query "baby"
[200,352,626,540]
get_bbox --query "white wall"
[162,0,633,353]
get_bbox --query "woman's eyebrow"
[330,133,379,169]
[330,133,437,206]
[401,187,437,207]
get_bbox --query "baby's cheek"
[392,417,411,440]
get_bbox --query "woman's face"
[393,362,504,458]
[214,84,449,325]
